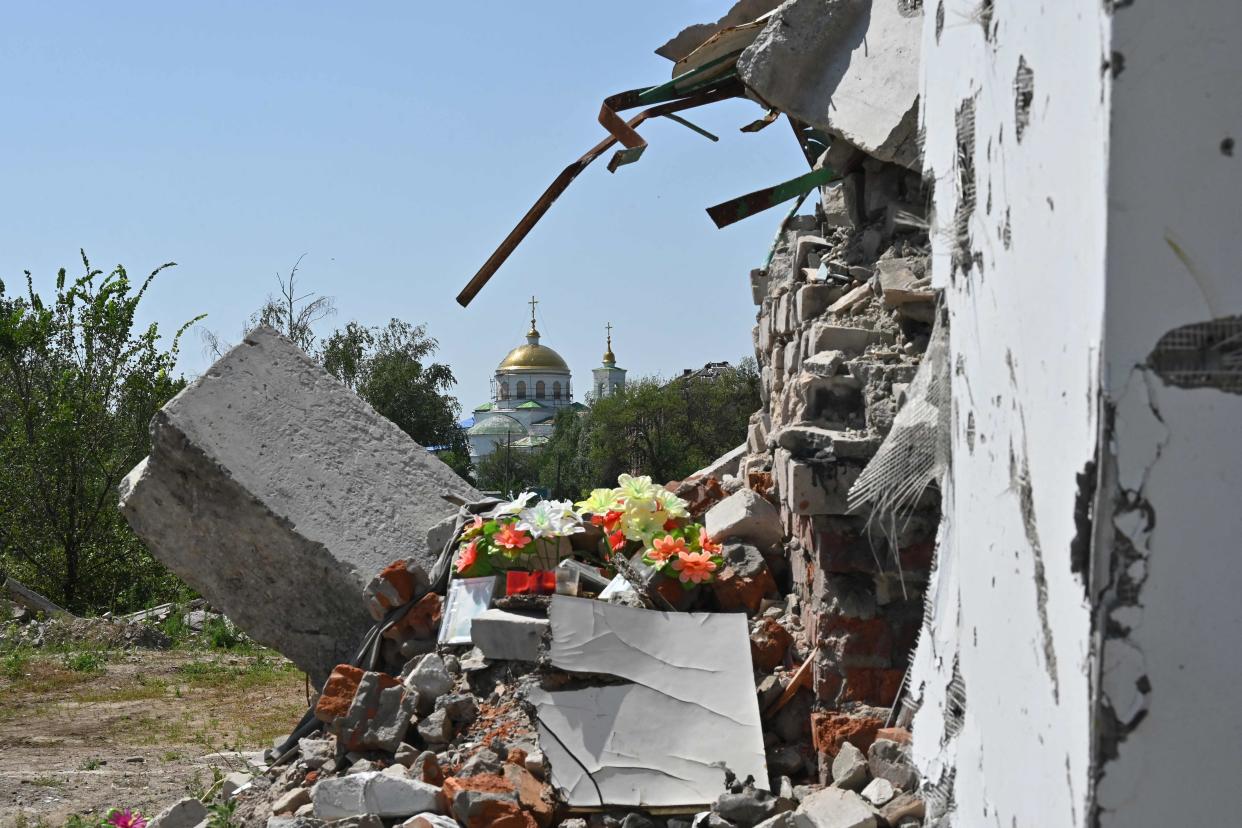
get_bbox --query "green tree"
[322,319,472,480]
[537,408,591,499]
[0,253,198,612]
[474,439,542,496]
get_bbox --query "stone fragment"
[266,818,327,828]
[706,490,783,550]
[412,751,444,785]
[620,814,657,828]
[443,774,521,826]
[830,742,868,790]
[399,815,458,828]
[773,450,860,517]
[693,444,747,481]
[750,617,794,672]
[875,727,911,745]
[312,772,443,820]
[804,324,875,356]
[767,746,805,777]
[470,609,548,662]
[404,654,453,708]
[715,787,793,828]
[801,351,846,378]
[118,326,478,683]
[859,778,894,807]
[335,671,419,752]
[756,674,784,710]
[436,693,479,727]
[792,787,877,828]
[222,771,253,798]
[877,793,924,825]
[826,285,873,315]
[797,284,841,322]
[458,748,503,778]
[273,787,313,815]
[737,0,919,168]
[712,543,778,614]
[394,742,419,767]
[148,797,208,828]
[867,739,918,792]
[416,708,454,747]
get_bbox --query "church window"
[499,381,509,400]
[516,380,527,399]
[536,380,546,399]
[553,381,562,400]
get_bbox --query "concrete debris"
[737,0,921,169]
[705,489,783,550]
[858,778,893,807]
[829,742,868,791]
[866,739,918,792]
[469,609,548,662]
[118,325,477,683]
[312,772,443,820]
[147,797,208,828]
[791,787,876,828]
[655,0,785,62]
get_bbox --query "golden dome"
[498,343,570,372]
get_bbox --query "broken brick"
[811,711,884,757]
[315,664,366,723]
[383,591,443,641]
[750,617,794,672]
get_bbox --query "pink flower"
[494,524,531,551]
[647,535,688,563]
[697,527,722,555]
[672,550,719,584]
[107,809,147,828]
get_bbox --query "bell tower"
[591,322,626,400]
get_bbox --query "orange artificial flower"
[591,510,623,533]
[608,530,626,551]
[698,527,722,555]
[456,538,480,573]
[494,524,531,551]
[647,534,688,563]
[672,550,718,584]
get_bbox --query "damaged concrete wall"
[1094,2,1242,825]
[909,0,1242,826]
[907,1,1108,825]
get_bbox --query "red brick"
[810,711,884,757]
[503,764,553,827]
[315,664,364,723]
[711,564,778,615]
[750,618,794,672]
[383,591,443,641]
[822,616,893,664]
[313,664,403,724]
[375,559,418,608]
[467,800,536,828]
[839,667,905,706]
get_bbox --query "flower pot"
[492,536,572,572]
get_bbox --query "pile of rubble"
[112,3,942,827]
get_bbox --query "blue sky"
[0,2,805,410]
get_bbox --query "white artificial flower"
[496,491,537,516]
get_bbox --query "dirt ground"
[0,648,307,827]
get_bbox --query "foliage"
[3,648,28,679]
[473,441,543,496]
[322,318,471,479]
[485,361,760,497]
[0,252,199,613]
[63,649,106,673]
[201,616,243,650]
[205,801,237,828]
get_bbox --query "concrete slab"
[118,326,478,683]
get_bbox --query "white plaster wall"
[1096,2,1242,825]
[911,1,1109,825]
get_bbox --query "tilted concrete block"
[471,609,549,662]
[738,0,921,170]
[706,489,784,550]
[118,326,479,683]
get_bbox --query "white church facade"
[466,298,625,463]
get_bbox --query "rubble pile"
[115,3,942,826]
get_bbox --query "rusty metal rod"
[456,79,743,308]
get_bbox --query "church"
[465,297,626,463]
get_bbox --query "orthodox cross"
[529,295,538,329]
[605,321,613,347]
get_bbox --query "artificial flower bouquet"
[575,474,725,590]
[455,492,584,577]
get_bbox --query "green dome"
[467,413,528,437]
